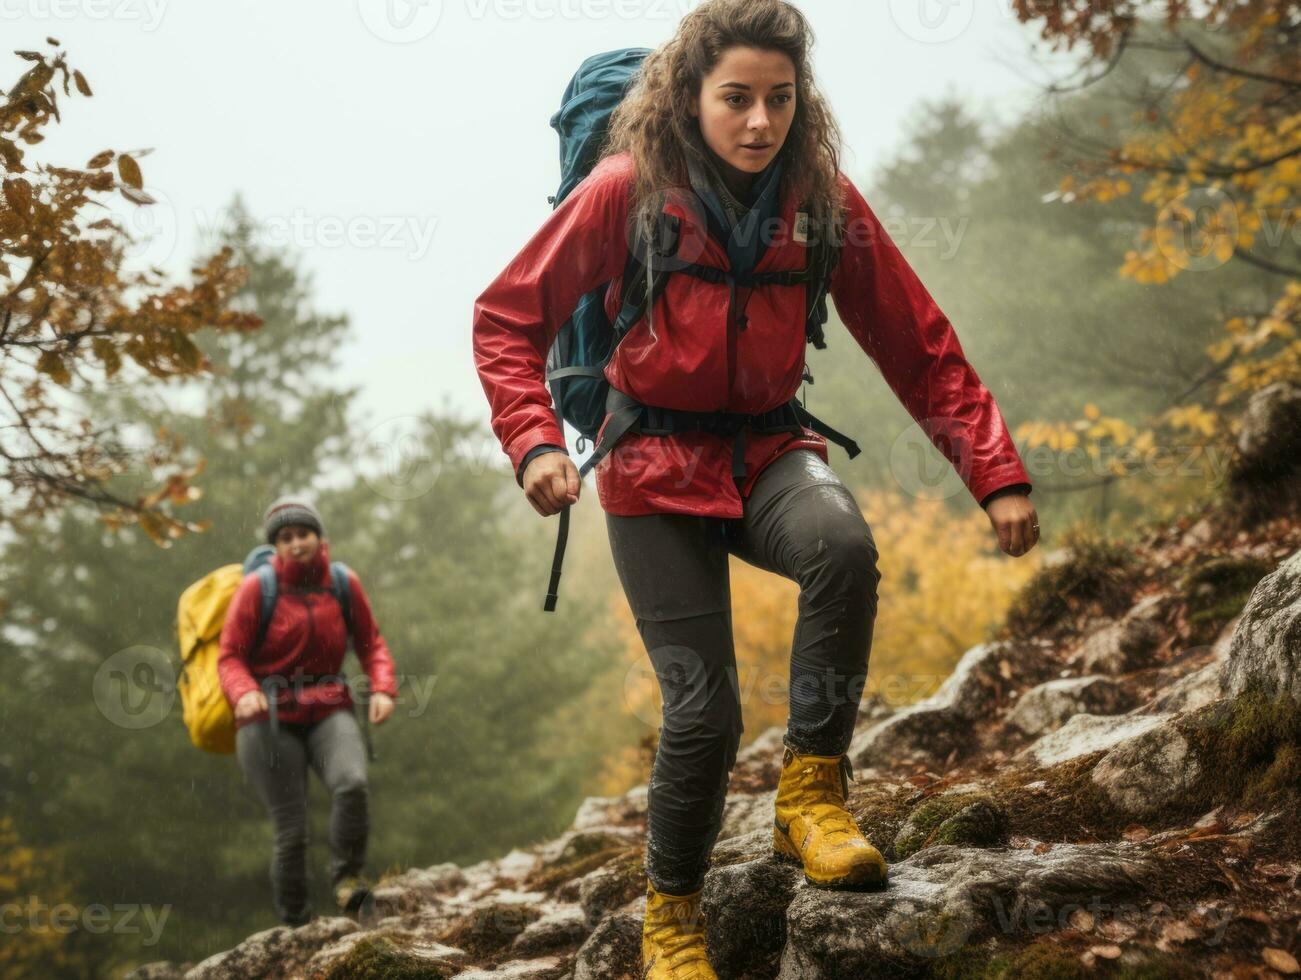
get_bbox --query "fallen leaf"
[1100,920,1136,942]
[1068,908,1095,931]
[1263,948,1300,974]
[1122,824,1150,842]
[1033,842,1052,855]
[1090,944,1122,960]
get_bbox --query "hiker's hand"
[234,690,268,722]
[523,452,580,517]
[986,494,1039,557]
[369,693,395,726]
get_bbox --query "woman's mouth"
[742,143,772,152]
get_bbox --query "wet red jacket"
[218,541,398,729]
[472,151,1031,517]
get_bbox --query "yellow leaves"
[1161,405,1218,438]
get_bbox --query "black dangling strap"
[543,505,569,612]
[791,399,862,459]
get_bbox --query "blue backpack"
[538,48,858,612]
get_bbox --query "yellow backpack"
[175,545,355,754]
[175,562,246,754]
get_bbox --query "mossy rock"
[894,792,1009,859]
[317,935,455,980]
[526,832,637,892]
[1004,527,1140,641]
[1178,555,1273,645]
[437,901,543,960]
[1175,686,1301,812]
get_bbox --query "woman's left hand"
[986,494,1040,557]
[369,692,395,726]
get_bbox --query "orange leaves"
[0,47,259,539]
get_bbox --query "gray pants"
[235,707,370,925]
[606,449,881,895]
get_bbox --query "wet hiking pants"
[235,706,370,925]
[605,448,882,895]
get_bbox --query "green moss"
[1179,555,1272,644]
[525,835,637,893]
[318,936,452,980]
[1003,526,1140,641]
[1177,686,1301,812]
[1114,952,1204,979]
[926,940,1086,979]
[437,901,543,959]
[894,793,1008,859]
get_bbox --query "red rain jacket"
[472,151,1031,517]
[218,540,398,729]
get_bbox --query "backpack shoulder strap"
[253,563,278,652]
[330,561,354,639]
[802,201,841,351]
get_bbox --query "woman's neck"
[703,145,756,203]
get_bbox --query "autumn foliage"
[0,41,259,542]
[1011,1,1299,494]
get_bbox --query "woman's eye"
[726,95,746,107]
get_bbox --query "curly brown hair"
[603,0,845,239]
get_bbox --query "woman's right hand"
[523,452,581,517]
[234,689,269,722]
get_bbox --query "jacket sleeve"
[346,570,398,699]
[217,574,263,707]
[829,174,1032,507]
[472,160,631,478]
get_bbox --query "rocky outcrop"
[128,526,1301,979]
[1220,549,1301,703]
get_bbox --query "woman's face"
[274,525,320,564]
[690,46,797,184]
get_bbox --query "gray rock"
[1078,605,1165,675]
[571,911,641,980]
[774,842,1158,978]
[1236,381,1301,467]
[1141,616,1238,715]
[718,789,776,842]
[849,640,1053,771]
[703,854,800,974]
[1007,676,1135,736]
[510,904,590,957]
[1219,549,1301,703]
[305,929,469,977]
[185,916,358,980]
[1090,719,1202,817]
[452,955,568,979]
[1018,713,1173,767]
[577,862,641,927]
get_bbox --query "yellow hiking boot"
[772,746,888,889]
[641,882,718,979]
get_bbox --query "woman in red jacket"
[473,2,1039,974]
[218,496,398,927]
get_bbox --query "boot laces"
[647,903,708,969]
[797,758,858,842]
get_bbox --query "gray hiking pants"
[235,707,370,925]
[605,448,882,895]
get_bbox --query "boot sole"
[772,825,888,891]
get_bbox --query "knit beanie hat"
[263,495,325,544]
